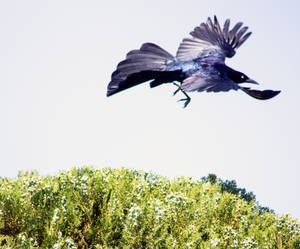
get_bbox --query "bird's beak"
[245,78,259,84]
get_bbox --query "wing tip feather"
[183,16,252,59]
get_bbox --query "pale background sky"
[1,1,299,218]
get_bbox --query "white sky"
[1,0,299,218]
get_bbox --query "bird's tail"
[240,87,281,100]
[107,43,179,97]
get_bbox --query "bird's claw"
[172,83,191,108]
[177,97,191,108]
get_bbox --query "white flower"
[61,196,66,212]
[230,227,237,237]
[128,204,142,226]
[210,238,220,248]
[28,186,36,192]
[52,208,59,222]
[53,243,61,249]
[65,238,76,249]
[172,239,177,247]
[241,237,257,248]
[186,242,193,248]
[18,234,26,242]
[231,239,238,248]
[81,175,88,182]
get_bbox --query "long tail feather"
[241,87,281,100]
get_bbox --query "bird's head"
[227,69,258,85]
[216,64,259,85]
[229,71,258,84]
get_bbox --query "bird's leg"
[173,83,181,96]
[173,83,191,108]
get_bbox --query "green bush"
[0,167,299,248]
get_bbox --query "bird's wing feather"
[181,71,239,93]
[175,38,223,62]
[180,74,213,92]
[176,15,252,62]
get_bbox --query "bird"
[106,16,280,108]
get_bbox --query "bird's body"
[107,16,280,107]
[166,60,240,92]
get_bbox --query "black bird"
[107,16,280,107]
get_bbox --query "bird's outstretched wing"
[176,16,252,62]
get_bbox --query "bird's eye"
[241,75,245,79]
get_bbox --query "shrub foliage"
[0,167,299,248]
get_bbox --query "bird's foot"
[177,97,191,108]
[172,82,191,108]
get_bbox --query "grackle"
[107,16,280,108]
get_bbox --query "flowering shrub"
[0,167,299,248]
